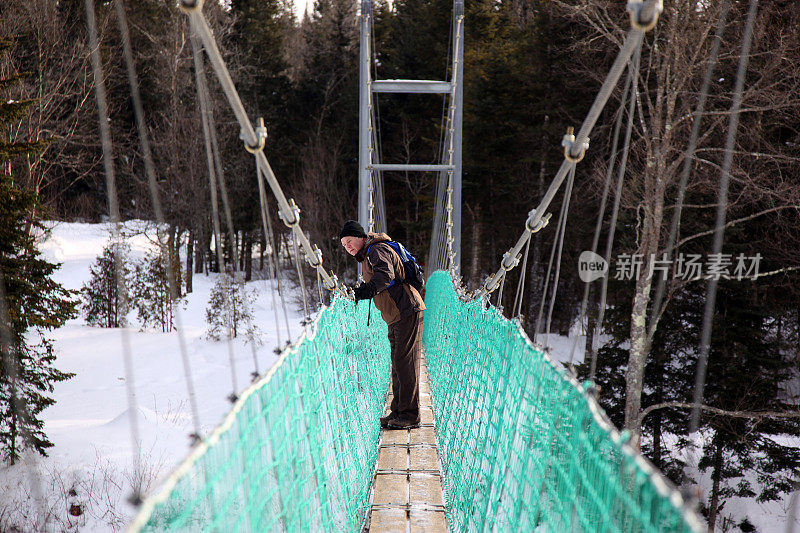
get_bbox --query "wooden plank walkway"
[363,357,448,532]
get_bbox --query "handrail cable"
[566,67,633,367]
[191,30,241,398]
[646,0,731,350]
[690,0,758,436]
[588,41,643,380]
[85,0,146,507]
[472,5,661,299]
[183,5,344,299]
[544,164,577,347]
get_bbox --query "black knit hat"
[339,220,367,240]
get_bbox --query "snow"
[1,221,304,531]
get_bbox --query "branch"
[675,205,800,250]
[639,402,800,426]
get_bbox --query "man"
[339,220,426,430]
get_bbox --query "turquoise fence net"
[132,271,700,532]
[131,297,389,531]
[423,271,701,532]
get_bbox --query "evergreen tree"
[0,39,78,463]
[205,272,257,342]
[131,246,182,332]
[81,240,131,328]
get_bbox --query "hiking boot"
[380,414,398,429]
[386,418,420,430]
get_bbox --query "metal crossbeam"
[368,164,454,172]
[371,80,452,93]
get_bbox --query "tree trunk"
[186,230,194,293]
[707,435,724,532]
[470,203,481,284]
[245,233,253,282]
[259,226,266,271]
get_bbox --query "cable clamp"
[306,245,323,269]
[324,272,339,292]
[500,250,522,272]
[524,210,553,234]
[626,0,663,32]
[562,127,589,163]
[278,198,301,228]
[242,117,268,154]
[178,0,204,13]
[484,276,502,294]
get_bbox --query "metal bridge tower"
[358,0,464,272]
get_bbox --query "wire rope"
[544,164,576,347]
[292,231,311,321]
[84,0,147,505]
[190,30,240,400]
[690,0,759,436]
[114,0,207,499]
[0,266,48,527]
[512,235,533,319]
[646,1,730,347]
[567,68,633,367]
[589,40,643,380]
[534,165,573,341]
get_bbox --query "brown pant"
[388,310,423,422]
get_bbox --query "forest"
[1,0,799,530]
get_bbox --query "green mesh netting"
[423,271,701,533]
[132,297,389,532]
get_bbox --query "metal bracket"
[626,0,663,32]
[242,117,267,154]
[501,250,522,272]
[562,127,589,163]
[324,271,339,292]
[306,245,323,269]
[278,198,301,228]
[525,210,553,234]
[178,0,204,13]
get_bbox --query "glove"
[353,284,375,301]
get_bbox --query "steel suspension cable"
[534,164,575,342]
[261,191,293,342]
[690,0,759,436]
[0,266,48,527]
[473,11,658,299]
[183,5,343,300]
[567,68,633,367]
[646,1,731,348]
[544,164,577,347]
[589,41,643,380]
[111,0,203,450]
[254,167,283,346]
[190,30,240,399]
[512,235,532,319]
[200,59,263,383]
[84,0,146,504]
[292,231,311,321]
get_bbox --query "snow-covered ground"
[0,222,797,531]
[1,221,304,531]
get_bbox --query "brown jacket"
[356,232,426,325]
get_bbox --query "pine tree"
[131,246,182,332]
[0,39,77,464]
[205,272,257,342]
[81,240,131,328]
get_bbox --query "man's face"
[341,236,365,256]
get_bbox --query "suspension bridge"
[58,0,766,530]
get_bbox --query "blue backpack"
[366,240,425,292]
